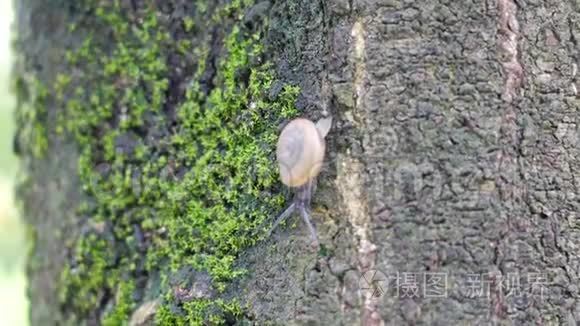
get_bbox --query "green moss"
[154,298,246,325]
[183,17,195,33]
[49,0,298,324]
[14,75,49,159]
[102,280,136,326]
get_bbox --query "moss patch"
[24,0,299,324]
[14,75,49,159]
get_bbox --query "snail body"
[270,116,332,248]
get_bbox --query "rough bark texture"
[14,0,580,325]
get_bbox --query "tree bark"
[15,0,580,325]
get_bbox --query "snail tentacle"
[298,205,318,247]
[268,202,296,237]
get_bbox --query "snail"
[269,116,332,247]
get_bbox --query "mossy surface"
[18,0,299,324]
[14,76,49,160]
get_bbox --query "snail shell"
[276,117,332,187]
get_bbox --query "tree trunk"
[14,0,580,325]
